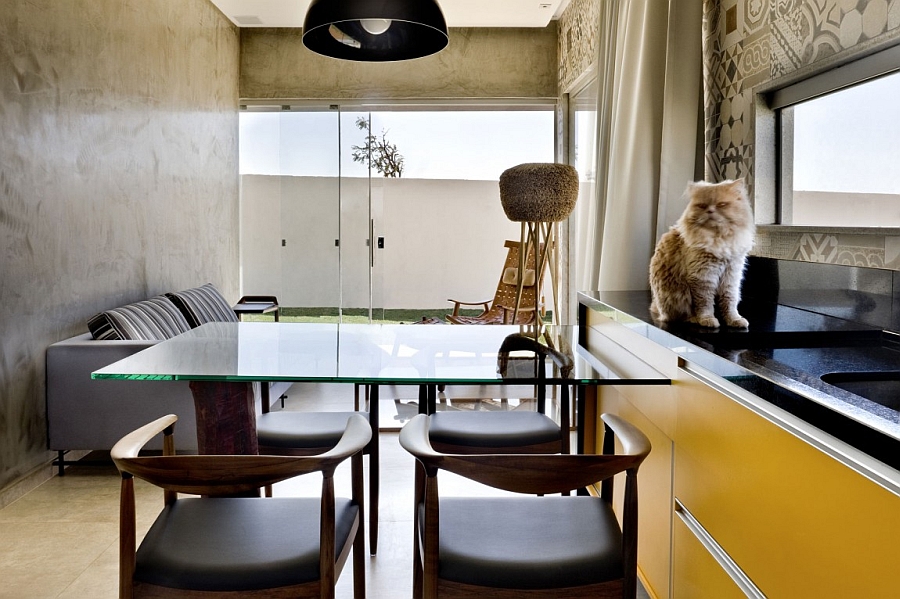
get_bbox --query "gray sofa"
[46,284,286,473]
[46,333,198,457]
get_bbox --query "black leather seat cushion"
[420,496,623,590]
[257,411,368,449]
[135,497,358,591]
[428,411,559,448]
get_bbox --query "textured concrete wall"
[240,26,558,100]
[0,0,240,493]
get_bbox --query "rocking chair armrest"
[447,298,491,317]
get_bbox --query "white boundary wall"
[240,175,526,310]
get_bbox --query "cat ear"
[728,178,748,196]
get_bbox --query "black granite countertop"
[580,290,900,471]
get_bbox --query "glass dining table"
[93,321,669,454]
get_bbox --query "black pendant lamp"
[302,0,449,62]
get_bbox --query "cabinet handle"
[674,499,767,598]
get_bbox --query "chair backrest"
[401,413,650,597]
[401,413,648,495]
[490,240,546,322]
[112,413,371,496]
[496,331,573,414]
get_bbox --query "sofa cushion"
[167,283,239,328]
[87,311,120,340]
[88,296,193,341]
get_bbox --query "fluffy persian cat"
[649,179,755,328]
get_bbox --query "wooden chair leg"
[412,462,425,599]
[369,385,380,555]
[352,452,366,599]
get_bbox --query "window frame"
[756,42,900,230]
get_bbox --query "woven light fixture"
[302,0,449,62]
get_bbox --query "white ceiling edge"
[210,0,571,28]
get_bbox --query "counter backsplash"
[743,256,900,332]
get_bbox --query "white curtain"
[575,0,702,293]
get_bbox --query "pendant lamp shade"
[302,0,449,62]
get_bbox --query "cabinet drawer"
[675,363,900,597]
[673,511,747,599]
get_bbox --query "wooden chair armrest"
[446,298,491,317]
[111,414,178,461]
[497,333,574,376]
[113,415,371,496]
[601,413,652,460]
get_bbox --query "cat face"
[683,179,751,231]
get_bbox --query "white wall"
[241,175,525,310]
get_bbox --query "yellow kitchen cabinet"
[585,309,678,599]
[597,386,674,599]
[582,302,900,598]
[674,362,900,598]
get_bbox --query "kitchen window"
[771,44,900,227]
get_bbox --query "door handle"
[370,219,375,267]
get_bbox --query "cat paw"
[690,315,720,328]
[725,315,749,329]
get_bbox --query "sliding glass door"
[239,104,555,323]
[239,107,343,318]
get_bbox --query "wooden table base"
[190,381,258,455]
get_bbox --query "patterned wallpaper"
[558,0,601,92]
[704,0,900,269]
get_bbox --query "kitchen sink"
[820,372,900,411]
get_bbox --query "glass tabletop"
[92,322,669,386]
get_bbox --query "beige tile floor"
[0,383,649,599]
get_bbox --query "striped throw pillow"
[88,296,193,341]
[167,283,239,328]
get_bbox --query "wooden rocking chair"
[446,240,545,325]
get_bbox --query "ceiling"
[209,0,571,28]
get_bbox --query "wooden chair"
[256,387,381,554]
[399,412,651,599]
[112,413,371,599]
[423,332,572,455]
[445,240,545,324]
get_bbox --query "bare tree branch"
[351,117,404,177]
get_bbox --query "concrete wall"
[0,0,240,497]
[241,176,523,309]
[239,26,558,100]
